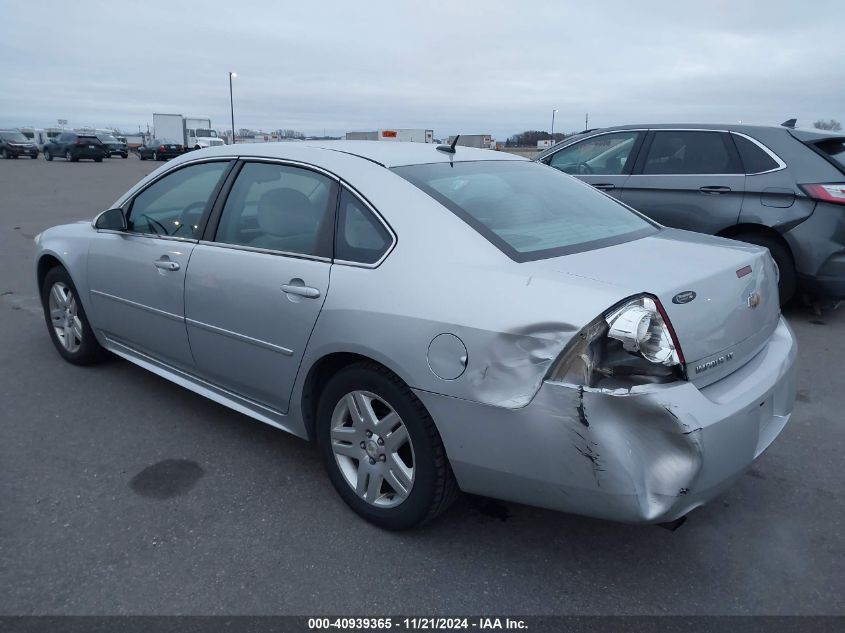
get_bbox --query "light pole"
[229,72,237,144]
[551,109,558,139]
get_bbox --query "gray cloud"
[1,0,842,139]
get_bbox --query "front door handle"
[699,185,732,194]
[593,183,616,191]
[281,283,321,299]
[154,257,180,271]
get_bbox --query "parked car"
[536,124,845,303]
[98,134,129,158]
[138,139,184,161]
[34,141,796,529]
[43,132,105,162]
[0,130,39,158]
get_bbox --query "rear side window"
[214,162,337,257]
[335,189,392,264]
[393,161,656,262]
[732,134,780,173]
[642,131,742,175]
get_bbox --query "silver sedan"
[34,141,797,529]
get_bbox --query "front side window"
[393,161,656,262]
[214,162,336,257]
[642,131,741,175]
[549,132,640,175]
[335,188,392,264]
[127,161,229,237]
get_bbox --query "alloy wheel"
[48,282,83,353]
[330,390,415,508]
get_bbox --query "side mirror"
[95,208,127,231]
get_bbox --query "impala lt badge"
[672,291,696,304]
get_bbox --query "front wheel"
[316,362,458,530]
[733,233,796,305]
[40,267,108,366]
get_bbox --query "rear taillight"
[548,294,686,387]
[159,145,166,151]
[801,183,845,206]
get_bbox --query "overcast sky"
[1,0,843,139]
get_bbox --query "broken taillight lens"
[548,294,686,387]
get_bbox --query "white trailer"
[153,113,186,145]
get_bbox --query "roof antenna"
[437,135,460,154]
[781,118,797,129]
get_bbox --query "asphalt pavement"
[1,155,843,615]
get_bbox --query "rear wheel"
[44,149,53,161]
[733,232,796,305]
[1,148,8,159]
[65,150,75,162]
[94,157,103,162]
[40,267,108,366]
[316,362,458,530]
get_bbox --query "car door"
[619,130,745,233]
[542,130,645,197]
[87,160,232,369]
[183,160,338,413]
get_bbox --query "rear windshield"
[814,138,845,172]
[77,136,101,144]
[392,161,656,261]
[98,135,118,143]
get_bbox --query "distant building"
[446,134,495,149]
[345,129,434,143]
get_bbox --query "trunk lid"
[524,228,781,386]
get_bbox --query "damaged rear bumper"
[415,317,797,524]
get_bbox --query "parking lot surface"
[1,157,843,615]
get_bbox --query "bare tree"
[813,119,842,131]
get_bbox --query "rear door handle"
[699,185,732,194]
[281,283,321,299]
[154,257,180,271]
[593,183,616,190]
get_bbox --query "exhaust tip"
[657,515,688,531]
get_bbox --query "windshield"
[195,128,217,137]
[1,131,29,142]
[393,161,657,262]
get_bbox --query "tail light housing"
[549,294,686,387]
[801,183,845,206]
[159,145,166,151]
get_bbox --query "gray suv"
[535,124,845,302]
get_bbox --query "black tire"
[139,151,146,160]
[44,150,53,161]
[40,266,108,366]
[30,154,38,159]
[94,157,103,162]
[2,149,8,159]
[316,362,459,530]
[733,232,796,305]
[153,151,159,161]
[122,153,128,159]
